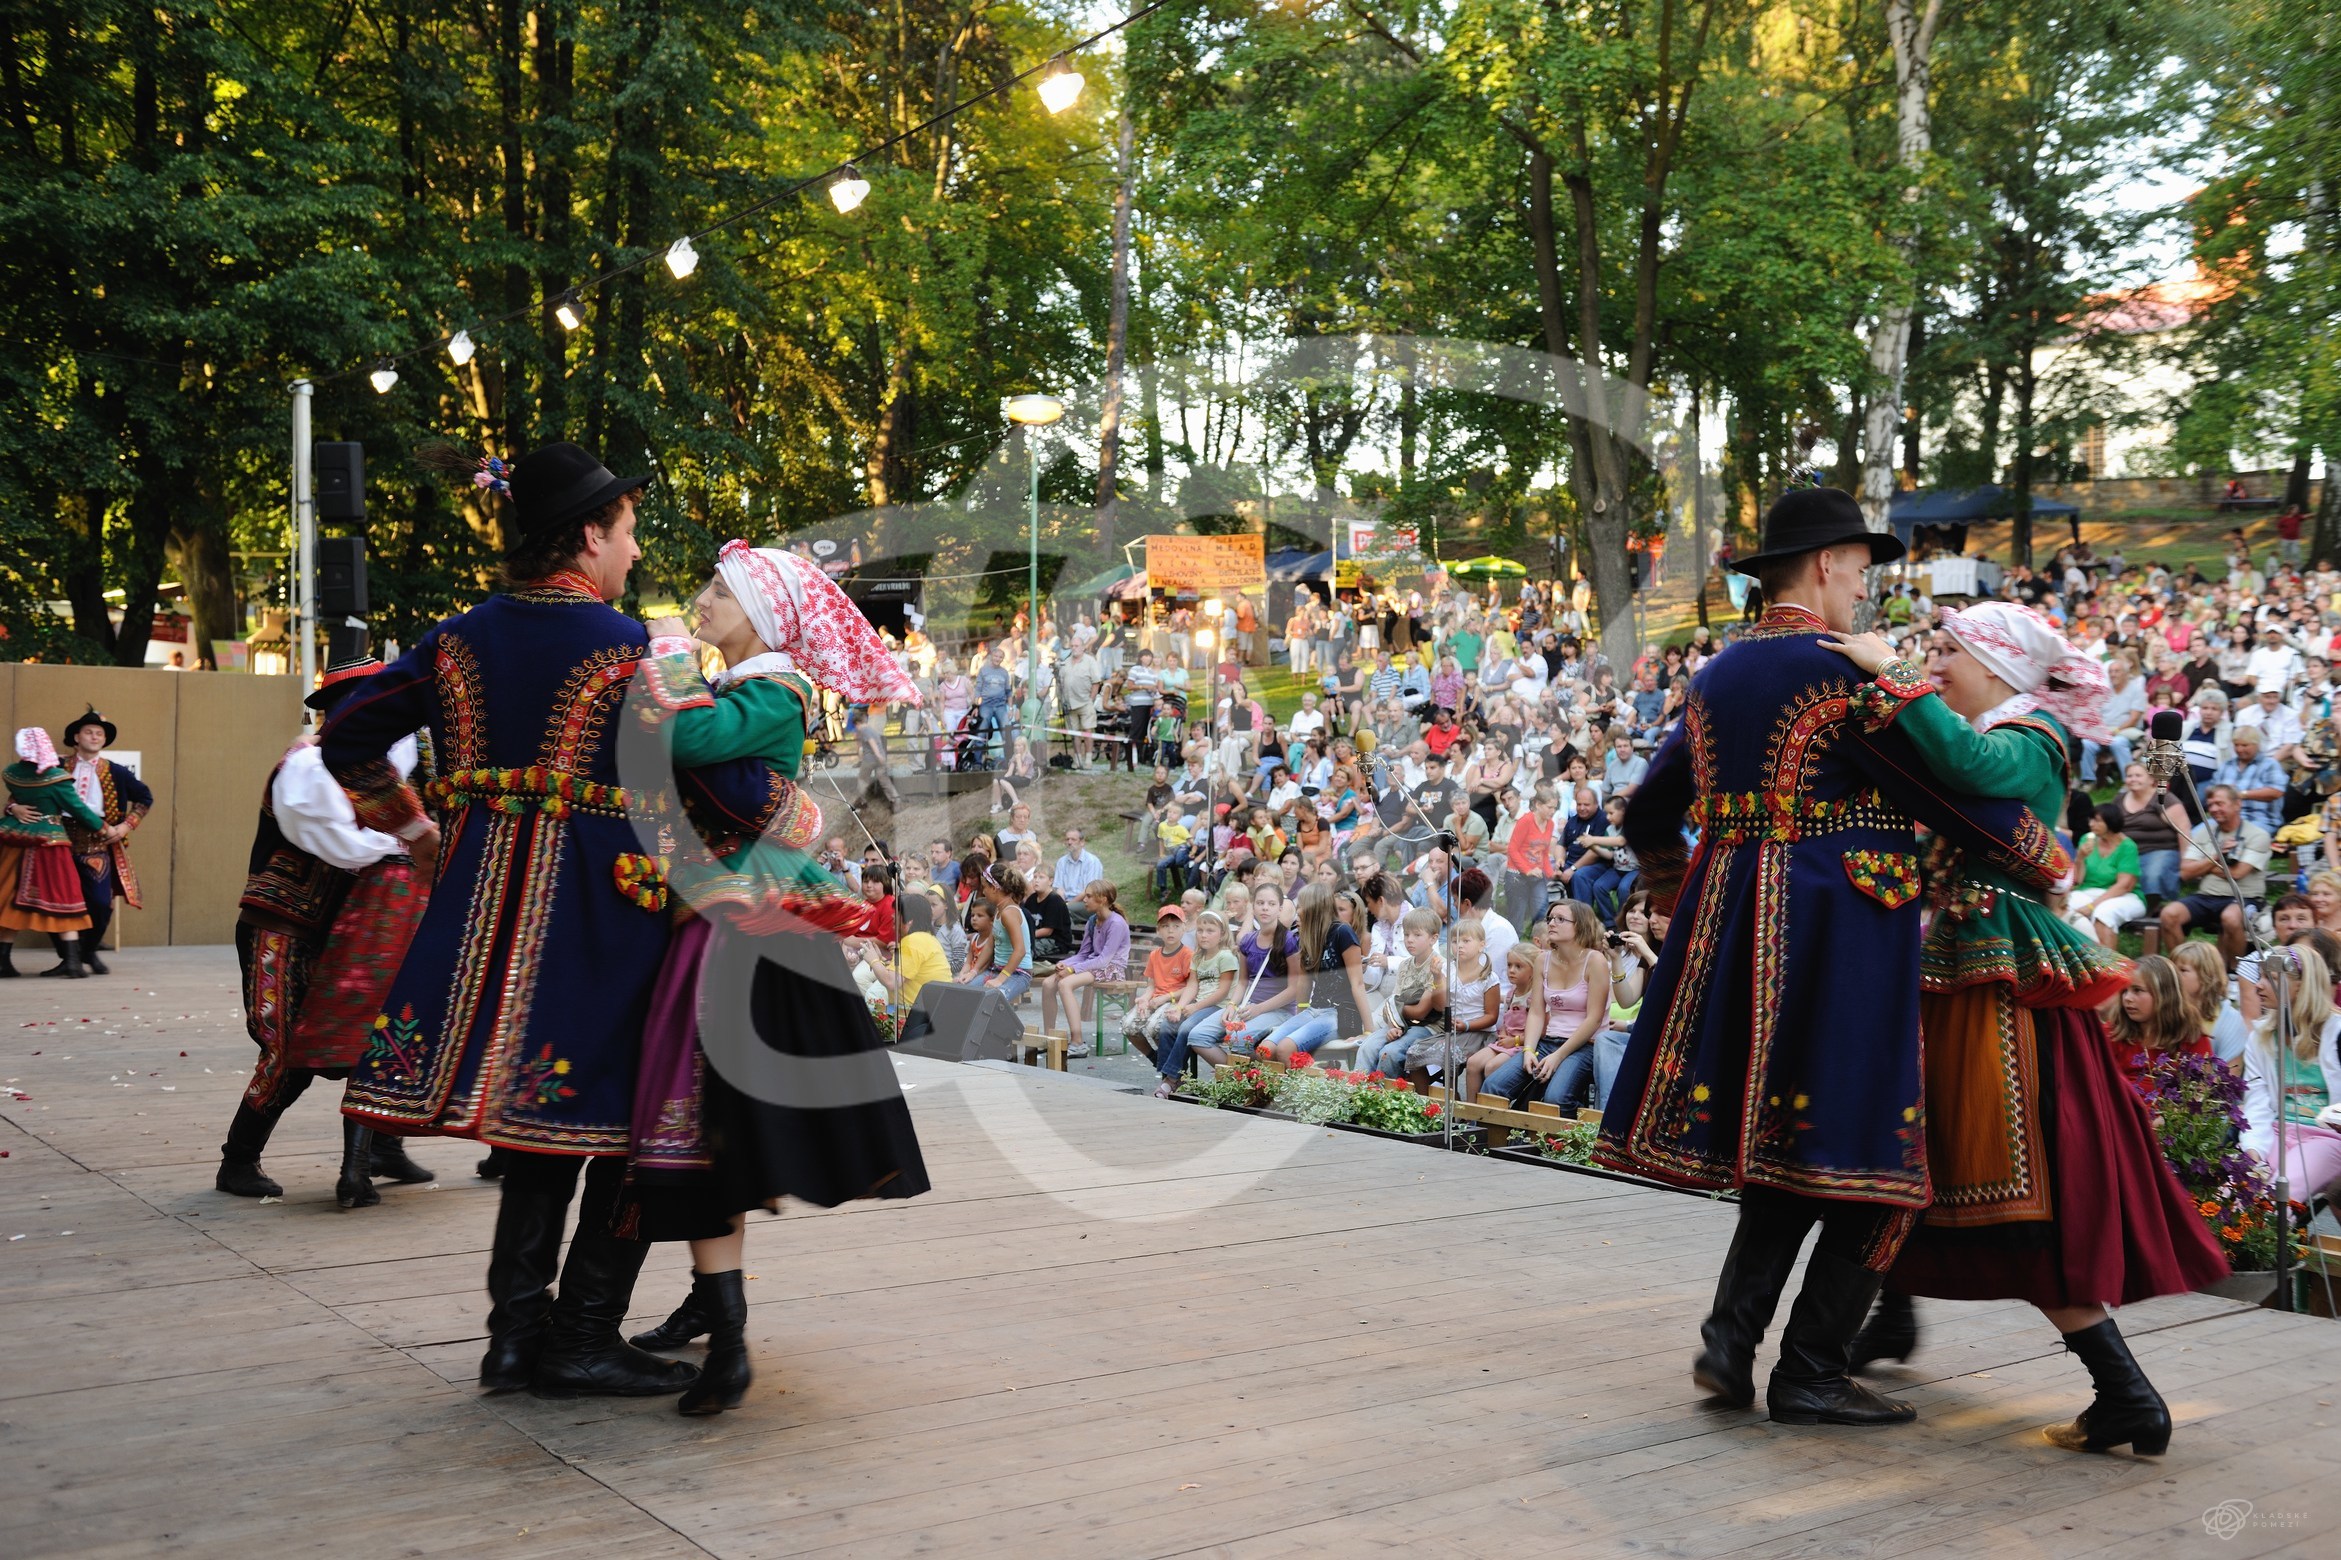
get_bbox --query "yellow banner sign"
[1144,533,1266,593]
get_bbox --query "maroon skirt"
[1889,1004,2229,1307]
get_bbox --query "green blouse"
[640,650,834,905]
[1,762,107,846]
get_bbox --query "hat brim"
[304,682,367,713]
[1731,528,1905,577]
[61,718,117,747]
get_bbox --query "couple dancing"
[1599,488,2224,1454]
[318,441,928,1415]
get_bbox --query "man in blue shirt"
[1399,658,1433,713]
[1368,650,1403,703]
[971,645,1015,762]
[2213,726,2286,831]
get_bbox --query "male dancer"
[1597,488,2072,1426]
[58,708,149,972]
[321,443,782,1400]
[219,658,437,1206]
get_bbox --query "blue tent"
[1887,486,2080,545]
[1264,548,1333,582]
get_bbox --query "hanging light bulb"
[665,236,699,279]
[828,164,871,215]
[368,360,399,395]
[1038,55,1085,115]
[553,289,585,331]
[446,330,475,366]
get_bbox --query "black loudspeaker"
[898,982,1023,1063]
[318,535,369,617]
[314,442,365,520]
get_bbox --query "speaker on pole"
[318,536,369,617]
[314,442,365,521]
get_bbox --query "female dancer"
[622,541,931,1415]
[0,729,105,977]
[1825,603,2226,1456]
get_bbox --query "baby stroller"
[950,705,998,772]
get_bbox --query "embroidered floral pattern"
[509,1042,580,1108]
[613,853,668,911]
[542,647,638,773]
[437,636,487,770]
[1688,787,1901,845]
[362,1004,427,1084]
[1842,849,1922,909]
[423,765,634,818]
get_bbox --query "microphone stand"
[2145,738,2294,1310]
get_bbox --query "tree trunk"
[175,512,238,671]
[2283,451,2311,512]
[1688,382,1709,629]
[2309,458,2340,570]
[1859,0,1943,533]
[2009,354,2038,568]
[1095,97,1136,550]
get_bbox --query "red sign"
[150,614,190,643]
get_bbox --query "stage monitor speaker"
[314,441,365,520]
[897,982,1023,1064]
[318,535,369,617]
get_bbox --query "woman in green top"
[1826,602,2225,1458]
[624,542,931,1416]
[0,727,106,977]
[2066,803,2145,950]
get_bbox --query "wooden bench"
[1012,1028,1070,1072]
[1429,1089,1605,1148]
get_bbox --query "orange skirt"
[0,841,91,933]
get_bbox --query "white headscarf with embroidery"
[712,540,919,704]
[1942,601,2111,743]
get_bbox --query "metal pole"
[291,381,316,700]
[1027,434,1043,745]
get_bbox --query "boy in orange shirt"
[1121,907,1193,1062]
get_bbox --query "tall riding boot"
[1767,1250,1917,1426]
[38,939,87,979]
[81,900,112,974]
[676,1271,752,1416]
[0,940,16,978]
[1849,1290,1920,1373]
[2044,1319,2171,1456]
[335,1117,381,1209]
[479,1166,571,1392]
[217,1100,290,1198]
[531,1227,700,1398]
[368,1133,437,1184]
[1692,1198,1811,1408]
[630,1279,712,1350]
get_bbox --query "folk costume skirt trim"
[238,921,316,1110]
[288,861,427,1075]
[1890,1003,2228,1307]
[0,841,91,932]
[620,915,930,1243]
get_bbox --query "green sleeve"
[2113,836,2140,875]
[668,677,806,775]
[1890,695,2065,810]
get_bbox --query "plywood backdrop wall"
[0,665,304,946]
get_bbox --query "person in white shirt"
[1455,866,1518,967]
[1287,691,1328,742]
[2235,685,2307,768]
[2083,656,2149,784]
[2246,628,2302,697]
[1053,828,1105,902]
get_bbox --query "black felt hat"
[507,442,650,556]
[1731,487,1904,577]
[60,706,116,747]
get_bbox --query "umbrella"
[1445,555,1528,579]
[1062,561,1137,597]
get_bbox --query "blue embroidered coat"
[321,574,786,1155]
[1595,604,2072,1207]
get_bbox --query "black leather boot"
[531,1228,700,1399]
[676,1271,751,1416]
[630,1282,712,1350]
[82,901,112,973]
[1849,1290,1920,1373]
[39,939,87,979]
[2044,1319,2171,1455]
[476,1146,510,1180]
[479,1168,569,1392]
[335,1118,381,1208]
[216,1101,287,1198]
[1692,1199,1810,1408]
[368,1134,437,1184]
[0,940,17,977]
[1767,1251,1917,1425]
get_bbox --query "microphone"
[2142,707,2186,781]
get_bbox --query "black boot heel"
[1767,1252,1917,1427]
[678,1271,751,1416]
[2043,1319,2171,1456]
[631,1283,711,1350]
[336,1119,381,1208]
[1850,1290,1919,1372]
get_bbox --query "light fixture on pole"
[829,164,871,215]
[665,236,699,278]
[553,289,585,331]
[368,360,399,395]
[1003,393,1066,746]
[1037,55,1086,115]
[446,329,475,366]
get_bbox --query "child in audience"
[2241,943,2341,1199]
[1409,919,1499,1085]
[1461,943,1543,1100]
[2166,938,2245,1068]
[1151,909,1241,1097]
[2103,954,2210,1090]
[1356,909,1444,1077]
[1121,908,1193,1062]
[953,900,997,985]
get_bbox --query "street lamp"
[1004,393,1065,749]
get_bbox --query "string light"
[553,289,585,331]
[446,330,475,366]
[369,360,399,394]
[1038,56,1085,115]
[665,236,699,279]
[829,164,871,215]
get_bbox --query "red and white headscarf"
[714,539,919,704]
[14,727,58,770]
[1942,601,2111,743]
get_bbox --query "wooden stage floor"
[3,948,2334,1558]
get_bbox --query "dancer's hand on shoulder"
[645,616,693,641]
[1817,631,1895,674]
